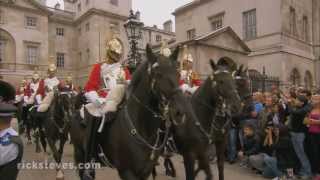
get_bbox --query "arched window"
[290,68,300,86]
[304,71,313,90]
[0,28,15,65]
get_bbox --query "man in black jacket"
[0,80,24,180]
[288,95,312,179]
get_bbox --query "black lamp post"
[124,10,144,73]
[262,66,267,93]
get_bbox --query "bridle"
[49,91,74,134]
[192,69,239,143]
[124,61,181,160]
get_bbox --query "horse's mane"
[127,60,149,97]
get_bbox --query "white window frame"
[78,3,81,12]
[25,16,37,28]
[0,40,5,62]
[0,9,4,24]
[243,9,257,40]
[56,52,65,68]
[289,7,297,36]
[156,35,162,42]
[26,45,38,65]
[209,12,224,31]
[56,27,64,36]
[85,22,90,32]
[187,29,196,40]
[302,16,308,41]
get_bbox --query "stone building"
[174,0,319,89]
[0,0,176,86]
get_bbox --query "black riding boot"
[83,116,101,180]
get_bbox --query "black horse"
[161,58,241,180]
[70,45,199,180]
[30,90,75,178]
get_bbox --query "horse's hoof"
[83,170,94,180]
[56,169,64,180]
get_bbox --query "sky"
[46,0,193,29]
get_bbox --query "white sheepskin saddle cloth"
[37,92,54,112]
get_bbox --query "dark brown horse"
[70,45,200,180]
[157,62,251,180]
[30,90,75,179]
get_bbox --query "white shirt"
[0,127,19,166]
[44,77,59,91]
[30,81,40,95]
[100,63,125,91]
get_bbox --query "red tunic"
[36,79,45,97]
[84,63,131,98]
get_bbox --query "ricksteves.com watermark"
[18,160,101,170]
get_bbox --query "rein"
[50,92,73,134]
[123,68,180,160]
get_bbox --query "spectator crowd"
[227,86,320,180]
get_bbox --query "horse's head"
[55,91,75,123]
[141,44,197,124]
[234,65,252,102]
[209,58,241,115]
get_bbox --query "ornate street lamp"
[124,10,144,73]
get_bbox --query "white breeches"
[180,84,199,94]
[37,92,54,112]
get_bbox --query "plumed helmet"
[159,41,171,57]
[66,73,73,82]
[105,37,123,62]
[32,67,40,80]
[48,56,57,72]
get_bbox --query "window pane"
[0,40,4,62]
[243,9,256,40]
[56,53,65,68]
[27,46,38,64]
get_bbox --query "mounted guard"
[37,57,60,112]
[81,35,131,174]
[179,45,201,95]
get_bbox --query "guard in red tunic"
[84,37,131,116]
[82,36,130,178]
[37,59,60,112]
[15,80,30,105]
[179,47,201,95]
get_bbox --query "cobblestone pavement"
[17,137,265,180]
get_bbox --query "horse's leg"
[118,170,139,180]
[151,167,157,180]
[39,128,47,153]
[164,157,176,177]
[215,140,226,180]
[183,153,195,180]
[47,138,61,164]
[197,153,213,180]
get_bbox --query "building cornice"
[0,0,52,16]
[143,26,175,36]
[73,8,128,25]
[173,0,212,16]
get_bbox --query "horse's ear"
[209,59,217,71]
[146,44,156,64]
[170,45,180,62]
